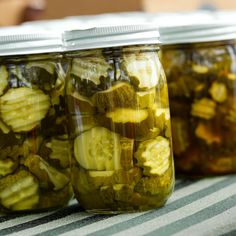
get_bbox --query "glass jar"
[64,25,174,213]
[161,23,236,175]
[0,30,73,212]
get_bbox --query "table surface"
[0,175,236,236]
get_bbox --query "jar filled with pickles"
[160,23,236,175]
[64,25,174,213]
[0,29,73,212]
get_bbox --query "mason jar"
[0,29,73,213]
[160,23,236,175]
[64,25,174,213]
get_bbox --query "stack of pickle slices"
[0,60,73,212]
[67,48,174,212]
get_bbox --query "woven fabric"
[0,176,236,236]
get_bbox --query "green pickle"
[0,56,72,213]
[162,40,236,175]
[66,45,174,213]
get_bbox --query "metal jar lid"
[63,24,160,51]
[159,22,236,45]
[0,26,63,56]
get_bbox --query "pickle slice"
[0,158,18,177]
[74,127,121,171]
[92,82,137,112]
[136,88,156,109]
[123,53,160,90]
[192,64,209,74]
[0,87,50,132]
[0,65,8,96]
[153,108,171,137]
[103,108,155,139]
[209,82,227,103]
[71,57,111,85]
[24,155,69,191]
[45,137,70,168]
[135,136,170,176]
[134,167,173,195]
[0,170,39,211]
[191,98,216,120]
[195,122,221,145]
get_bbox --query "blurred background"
[1,0,236,26]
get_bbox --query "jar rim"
[63,24,160,51]
[0,26,63,56]
[160,23,236,45]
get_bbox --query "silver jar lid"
[63,24,160,51]
[0,26,62,56]
[159,22,236,45]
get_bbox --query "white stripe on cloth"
[57,177,226,236]
[172,205,236,236]
[109,178,236,236]
[0,211,56,230]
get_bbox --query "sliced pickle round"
[74,127,121,171]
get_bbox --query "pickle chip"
[103,108,155,139]
[0,170,39,211]
[123,53,160,90]
[24,155,69,191]
[191,98,216,120]
[136,88,156,109]
[0,158,18,177]
[195,122,222,145]
[93,82,137,112]
[135,136,170,176]
[74,127,121,171]
[209,82,227,103]
[71,57,111,85]
[0,87,50,132]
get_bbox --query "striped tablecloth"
[1,175,236,236]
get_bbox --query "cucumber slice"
[123,52,160,90]
[74,127,121,171]
[0,87,50,132]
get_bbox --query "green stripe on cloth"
[147,194,236,236]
